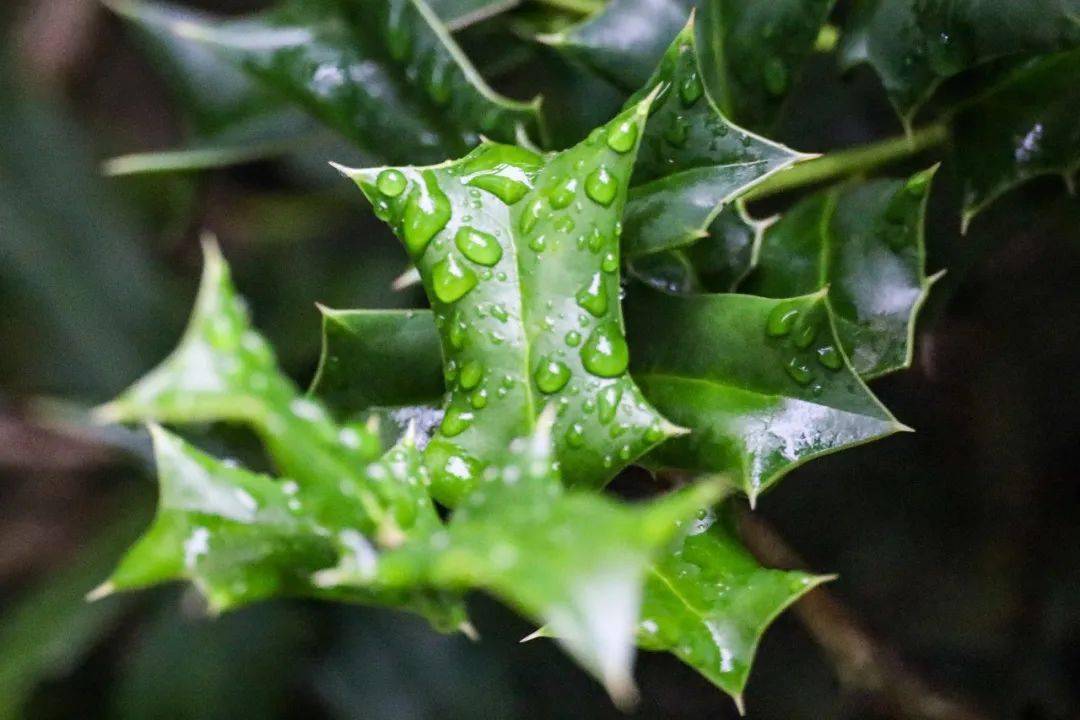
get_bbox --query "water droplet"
[601,252,618,273]
[458,360,483,390]
[763,57,789,96]
[432,254,478,303]
[470,389,488,409]
[520,196,547,233]
[582,323,629,378]
[663,115,689,147]
[535,358,571,394]
[442,404,474,436]
[766,303,800,337]
[490,304,509,323]
[785,356,814,385]
[587,227,606,253]
[376,169,407,197]
[679,69,703,106]
[606,120,638,153]
[549,178,577,209]
[816,344,843,371]
[793,318,818,349]
[529,234,547,253]
[598,385,622,423]
[646,422,665,442]
[576,272,608,317]
[554,215,575,233]
[455,226,502,266]
[565,423,585,448]
[402,171,451,258]
[585,167,618,207]
[448,311,467,350]
[565,330,582,347]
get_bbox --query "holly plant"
[93,0,1079,711]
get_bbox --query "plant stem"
[745,123,950,201]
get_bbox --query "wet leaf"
[105,0,542,169]
[624,284,904,503]
[622,19,807,258]
[336,98,680,505]
[741,168,941,379]
[952,49,1080,229]
[839,0,1080,127]
[695,0,836,130]
[331,415,724,703]
[638,505,827,703]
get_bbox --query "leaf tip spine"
[85,580,116,602]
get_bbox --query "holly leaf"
[694,0,835,131]
[95,425,464,630]
[625,284,905,503]
[104,0,542,171]
[538,0,693,92]
[622,19,807,258]
[741,168,941,379]
[953,49,1080,230]
[839,0,1080,128]
[335,98,680,505]
[639,504,828,705]
[328,412,724,703]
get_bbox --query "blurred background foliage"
[0,0,1078,718]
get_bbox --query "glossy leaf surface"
[742,169,939,379]
[639,505,827,701]
[622,21,806,258]
[625,284,903,502]
[337,99,678,505]
[840,0,1080,125]
[695,0,835,130]
[953,49,1080,228]
[336,417,723,702]
[106,0,541,166]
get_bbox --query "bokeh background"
[1,1,1078,718]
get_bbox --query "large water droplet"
[458,360,484,390]
[442,404,474,436]
[432,254,478,303]
[535,358,571,394]
[455,226,502,266]
[585,167,617,207]
[576,272,608,317]
[402,171,451,258]
[376,169,407,197]
[766,303,799,337]
[581,323,629,377]
[606,120,638,153]
[793,317,818,349]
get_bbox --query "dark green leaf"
[622,20,807,258]
[336,98,680,505]
[105,0,542,168]
[639,505,827,704]
[539,0,693,92]
[953,49,1080,229]
[695,0,836,130]
[330,415,724,702]
[741,168,941,379]
[625,284,904,502]
[839,0,1080,126]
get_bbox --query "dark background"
[1,1,1078,718]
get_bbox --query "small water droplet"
[520,196,547,233]
[549,178,577,209]
[679,69,703,106]
[646,422,665,442]
[566,423,585,448]
[784,356,814,385]
[432,254,478,303]
[606,120,638,153]
[442,404,474,436]
[470,389,488,409]
[455,226,502,266]
[535,358,571,394]
[585,167,618,206]
[490,304,509,323]
[601,252,618,273]
[815,344,842,371]
[376,169,407,197]
[793,318,818,349]
[766,303,800,337]
[663,115,689,147]
[598,385,622,423]
[458,360,483,390]
[576,272,608,317]
[565,330,582,347]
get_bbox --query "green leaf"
[539,0,694,92]
[624,284,905,503]
[329,413,724,702]
[98,425,463,629]
[638,505,828,704]
[105,0,542,168]
[695,0,836,130]
[741,168,941,379]
[622,19,807,258]
[313,307,446,414]
[839,0,1080,127]
[953,49,1080,229]
[336,98,679,505]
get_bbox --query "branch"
[736,507,989,720]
